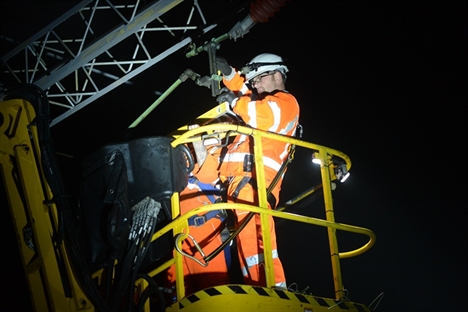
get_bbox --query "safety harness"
[230,122,303,208]
[230,175,277,208]
[202,124,303,263]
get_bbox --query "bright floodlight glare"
[311,153,321,164]
[335,163,350,183]
[340,171,350,182]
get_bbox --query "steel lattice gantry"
[0,0,242,126]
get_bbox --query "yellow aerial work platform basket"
[1,96,376,312]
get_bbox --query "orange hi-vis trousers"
[226,175,286,288]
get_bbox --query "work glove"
[216,91,237,105]
[216,56,233,76]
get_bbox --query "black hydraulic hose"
[137,285,166,312]
[112,241,138,309]
[103,261,114,300]
[126,217,157,311]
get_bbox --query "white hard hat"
[245,53,289,82]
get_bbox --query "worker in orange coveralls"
[165,141,230,298]
[215,53,300,289]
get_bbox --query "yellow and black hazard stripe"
[176,284,372,312]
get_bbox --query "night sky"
[1,1,467,311]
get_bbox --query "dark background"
[1,1,467,311]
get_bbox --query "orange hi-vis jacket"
[219,71,300,288]
[220,71,300,201]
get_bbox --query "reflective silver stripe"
[186,183,200,190]
[263,156,282,172]
[272,249,279,259]
[279,143,290,161]
[225,70,236,81]
[278,115,298,136]
[222,152,246,163]
[267,101,281,133]
[246,100,282,132]
[222,153,282,172]
[241,265,249,277]
[236,134,247,147]
[278,117,299,160]
[231,97,239,108]
[275,281,287,288]
[247,101,257,128]
[241,250,279,276]
[247,253,263,268]
[240,83,249,95]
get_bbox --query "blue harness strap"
[187,177,224,227]
[188,210,224,227]
[186,177,231,268]
[188,177,219,204]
